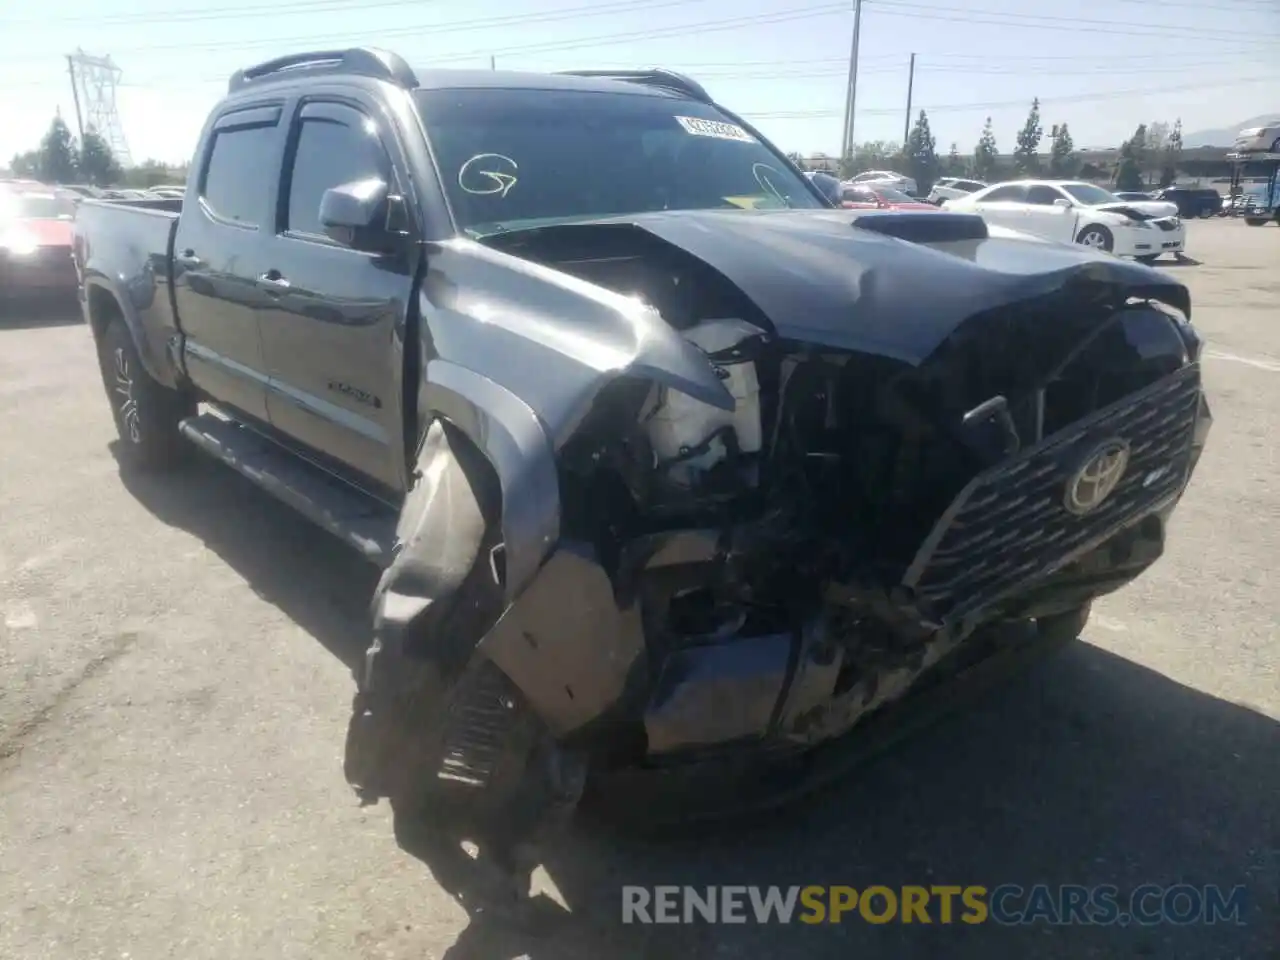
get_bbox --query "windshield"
[1061,183,1121,206]
[6,193,77,220]
[414,87,822,235]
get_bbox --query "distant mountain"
[1183,114,1280,147]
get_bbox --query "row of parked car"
[932,177,1230,220]
[0,178,187,307]
[804,171,1194,262]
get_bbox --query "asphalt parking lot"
[1,218,1277,960]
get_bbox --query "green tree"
[973,117,999,180]
[120,159,184,189]
[1048,122,1077,177]
[1114,125,1147,192]
[904,109,939,194]
[1117,123,1149,189]
[1013,98,1043,175]
[38,116,79,183]
[79,127,122,186]
[946,142,963,175]
[840,140,902,179]
[1161,118,1183,187]
[9,150,41,178]
[1144,120,1170,183]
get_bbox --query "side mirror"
[1053,198,1073,210]
[319,178,396,252]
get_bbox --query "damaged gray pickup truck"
[75,49,1211,859]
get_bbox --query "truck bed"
[74,197,184,388]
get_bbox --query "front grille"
[903,364,1203,628]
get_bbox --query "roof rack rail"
[228,47,418,94]
[555,68,711,103]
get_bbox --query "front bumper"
[0,246,78,296]
[587,614,1082,826]
[1114,218,1185,258]
[484,364,1210,771]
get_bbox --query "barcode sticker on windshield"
[675,116,756,143]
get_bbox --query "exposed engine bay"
[477,220,1211,762]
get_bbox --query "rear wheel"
[96,319,193,470]
[1076,225,1114,251]
[1244,217,1267,227]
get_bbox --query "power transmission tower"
[66,48,132,167]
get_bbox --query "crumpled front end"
[468,216,1212,784]
[356,208,1211,824]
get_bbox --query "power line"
[865,0,1278,45]
[5,0,1273,64]
[1107,0,1280,12]
[690,57,1263,80]
[741,73,1280,119]
[1,0,447,26]
[2,0,738,60]
[5,0,1274,27]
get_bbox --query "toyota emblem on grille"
[1064,438,1131,515]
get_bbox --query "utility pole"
[66,55,85,142]
[902,53,916,151]
[490,55,496,70]
[840,0,863,162]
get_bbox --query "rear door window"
[200,117,279,227]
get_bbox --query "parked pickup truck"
[74,47,1212,892]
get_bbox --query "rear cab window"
[199,105,282,228]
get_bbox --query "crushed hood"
[1091,200,1179,219]
[599,208,1189,366]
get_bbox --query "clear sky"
[1,0,1277,167]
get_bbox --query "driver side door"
[257,97,418,495]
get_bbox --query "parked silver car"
[846,169,918,196]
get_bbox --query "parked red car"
[839,184,935,211]
[0,188,80,307]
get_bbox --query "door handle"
[257,270,291,291]
[175,249,202,268]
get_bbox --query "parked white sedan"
[927,176,987,205]
[1231,121,1280,155]
[945,180,1185,263]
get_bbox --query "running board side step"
[178,411,397,566]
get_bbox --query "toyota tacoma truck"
[74,48,1212,882]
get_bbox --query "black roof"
[226,47,710,102]
[412,68,692,99]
